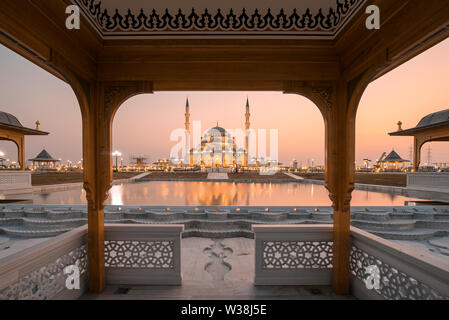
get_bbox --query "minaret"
[245,97,250,130]
[185,98,191,165]
[185,97,191,134]
[244,97,250,166]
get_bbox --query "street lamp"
[112,151,122,172]
[0,151,5,168]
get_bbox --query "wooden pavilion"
[377,150,409,170]
[0,0,448,295]
[0,111,48,170]
[28,149,60,170]
[389,109,449,171]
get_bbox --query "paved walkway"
[283,172,304,180]
[207,172,229,180]
[129,172,151,180]
[82,237,353,300]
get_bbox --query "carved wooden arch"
[282,80,333,121]
[413,137,427,171]
[45,50,91,122]
[346,65,386,120]
[325,65,392,213]
[104,81,154,126]
[43,50,101,209]
[0,135,24,169]
[9,138,23,168]
[412,135,447,171]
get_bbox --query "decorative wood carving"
[75,0,366,37]
[312,86,332,110]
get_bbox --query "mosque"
[184,98,251,168]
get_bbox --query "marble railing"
[0,171,32,194]
[253,225,333,285]
[407,172,449,192]
[0,224,184,299]
[104,224,183,285]
[2,219,448,299]
[0,225,88,300]
[253,224,449,299]
[350,227,449,300]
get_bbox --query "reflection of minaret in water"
[185,97,190,164]
[244,97,250,166]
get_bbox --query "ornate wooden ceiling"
[73,0,367,38]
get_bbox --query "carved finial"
[35,120,40,130]
[397,121,403,131]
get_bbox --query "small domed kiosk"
[0,111,48,170]
[389,109,449,171]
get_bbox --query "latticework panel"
[105,240,175,269]
[0,174,29,185]
[262,241,333,269]
[0,244,87,300]
[350,246,448,300]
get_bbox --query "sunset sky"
[0,39,448,166]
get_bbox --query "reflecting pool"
[16,181,420,206]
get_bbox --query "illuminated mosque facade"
[185,98,251,168]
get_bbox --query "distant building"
[28,149,60,170]
[0,111,48,170]
[186,98,250,168]
[389,108,449,171]
[377,150,410,170]
[152,159,170,170]
[362,158,372,169]
[130,156,148,170]
[435,162,449,168]
[291,159,298,169]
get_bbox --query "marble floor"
[82,237,354,300]
[392,236,449,266]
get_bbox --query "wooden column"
[324,80,356,294]
[82,80,153,293]
[413,137,424,172]
[83,82,113,293]
[18,136,25,170]
[283,80,356,294]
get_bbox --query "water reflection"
[110,185,124,205]
[18,181,421,206]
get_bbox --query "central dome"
[204,126,229,137]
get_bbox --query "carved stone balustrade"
[104,224,183,285]
[253,224,449,299]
